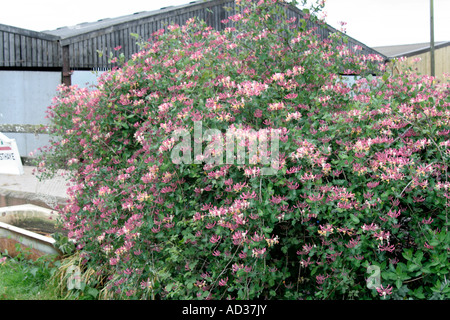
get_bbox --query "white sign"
[0,132,24,175]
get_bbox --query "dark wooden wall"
[0,24,60,68]
[61,0,235,70]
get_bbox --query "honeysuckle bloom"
[252,248,266,258]
[109,257,119,266]
[374,230,390,242]
[265,235,279,247]
[268,102,285,111]
[345,238,360,249]
[378,244,395,252]
[387,209,401,219]
[362,223,379,232]
[286,111,302,121]
[422,217,434,224]
[318,224,334,237]
[424,242,434,249]
[271,73,285,82]
[218,277,228,286]
[316,274,329,284]
[376,284,393,298]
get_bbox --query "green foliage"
[37,0,450,300]
[0,248,60,300]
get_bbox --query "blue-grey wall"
[0,71,60,157]
[0,70,102,158]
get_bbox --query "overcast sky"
[0,0,449,48]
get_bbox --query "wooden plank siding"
[58,0,237,70]
[392,44,450,82]
[0,24,60,68]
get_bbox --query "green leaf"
[429,239,440,247]
[350,214,360,224]
[407,261,420,273]
[396,263,407,273]
[166,283,174,292]
[413,287,425,299]
[301,19,307,30]
[402,248,413,260]
[421,266,432,274]
[414,251,423,263]
[381,271,396,281]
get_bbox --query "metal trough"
[0,204,62,260]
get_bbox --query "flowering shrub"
[38,0,450,300]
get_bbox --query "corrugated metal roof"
[374,41,450,58]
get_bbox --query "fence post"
[62,45,71,86]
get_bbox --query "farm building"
[374,41,450,82]
[0,0,386,162]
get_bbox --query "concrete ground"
[0,166,71,209]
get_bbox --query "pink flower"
[316,274,329,284]
[362,223,379,232]
[284,93,298,100]
[252,247,266,258]
[379,244,395,252]
[210,235,221,243]
[374,230,390,242]
[424,242,434,249]
[158,102,172,114]
[240,191,257,199]
[345,238,360,249]
[367,181,380,188]
[140,279,153,289]
[300,257,312,267]
[387,209,401,219]
[268,102,285,111]
[376,284,393,298]
[389,258,399,265]
[124,268,132,275]
[422,217,434,224]
[270,195,286,204]
[70,204,80,214]
[218,277,228,286]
